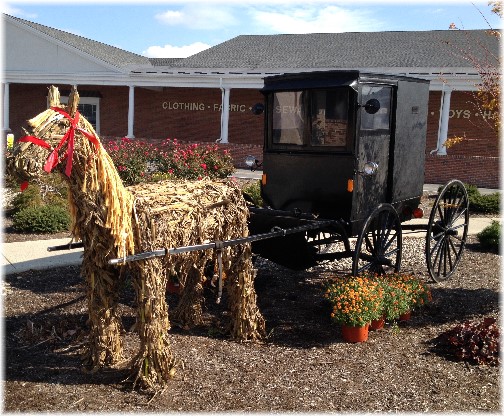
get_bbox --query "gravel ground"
[3,229,501,412]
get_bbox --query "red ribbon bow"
[18,107,100,177]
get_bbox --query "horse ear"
[47,86,61,107]
[67,85,80,117]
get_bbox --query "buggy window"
[270,88,352,150]
[310,89,349,147]
[272,91,304,145]
[360,86,392,130]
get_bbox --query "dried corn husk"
[15,86,265,391]
[128,178,265,388]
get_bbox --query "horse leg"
[171,261,206,328]
[131,258,175,389]
[225,244,266,341]
[82,264,124,371]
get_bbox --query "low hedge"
[477,220,500,252]
[13,205,71,233]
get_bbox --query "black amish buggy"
[245,70,469,282]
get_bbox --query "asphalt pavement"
[2,170,500,275]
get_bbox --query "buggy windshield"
[270,88,352,150]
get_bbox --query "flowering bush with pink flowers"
[105,137,234,185]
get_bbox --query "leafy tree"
[444,1,501,148]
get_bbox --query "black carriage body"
[258,70,430,236]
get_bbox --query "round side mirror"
[251,103,264,115]
[364,98,380,114]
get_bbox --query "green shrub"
[10,184,43,215]
[464,183,480,200]
[13,205,71,233]
[470,193,500,214]
[462,183,500,214]
[241,180,263,207]
[477,220,500,251]
[437,183,500,214]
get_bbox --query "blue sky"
[3,1,502,57]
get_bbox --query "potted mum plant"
[325,275,384,342]
[380,273,432,321]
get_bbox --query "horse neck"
[66,135,135,257]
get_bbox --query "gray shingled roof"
[7,14,150,69]
[8,13,500,73]
[149,58,184,66]
[171,30,500,70]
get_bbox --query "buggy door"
[352,84,393,223]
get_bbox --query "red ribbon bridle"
[18,107,100,177]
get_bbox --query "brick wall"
[9,84,50,139]
[133,87,264,144]
[426,90,499,157]
[7,83,500,189]
[424,154,500,188]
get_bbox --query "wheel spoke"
[429,235,443,258]
[383,246,400,259]
[451,206,468,224]
[356,261,373,275]
[445,238,455,271]
[447,235,463,259]
[364,233,374,253]
[382,231,398,253]
[436,202,445,224]
[380,213,393,246]
[436,239,447,277]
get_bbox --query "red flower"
[201,163,207,170]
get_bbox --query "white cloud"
[155,5,239,30]
[143,42,211,58]
[1,4,37,19]
[249,5,386,33]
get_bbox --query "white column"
[219,86,230,144]
[126,85,135,139]
[2,82,10,133]
[436,88,452,155]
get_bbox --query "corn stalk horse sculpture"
[8,86,265,389]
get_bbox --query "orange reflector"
[347,179,354,192]
[261,173,267,186]
[413,207,424,218]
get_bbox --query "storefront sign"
[162,101,248,112]
[430,109,496,120]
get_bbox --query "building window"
[57,95,101,135]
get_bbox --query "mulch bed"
[3,227,500,412]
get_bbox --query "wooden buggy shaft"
[107,219,335,266]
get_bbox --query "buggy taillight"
[413,207,424,218]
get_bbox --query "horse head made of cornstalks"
[7,85,99,184]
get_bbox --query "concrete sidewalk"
[2,238,84,275]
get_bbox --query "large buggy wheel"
[352,203,402,276]
[426,179,469,282]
